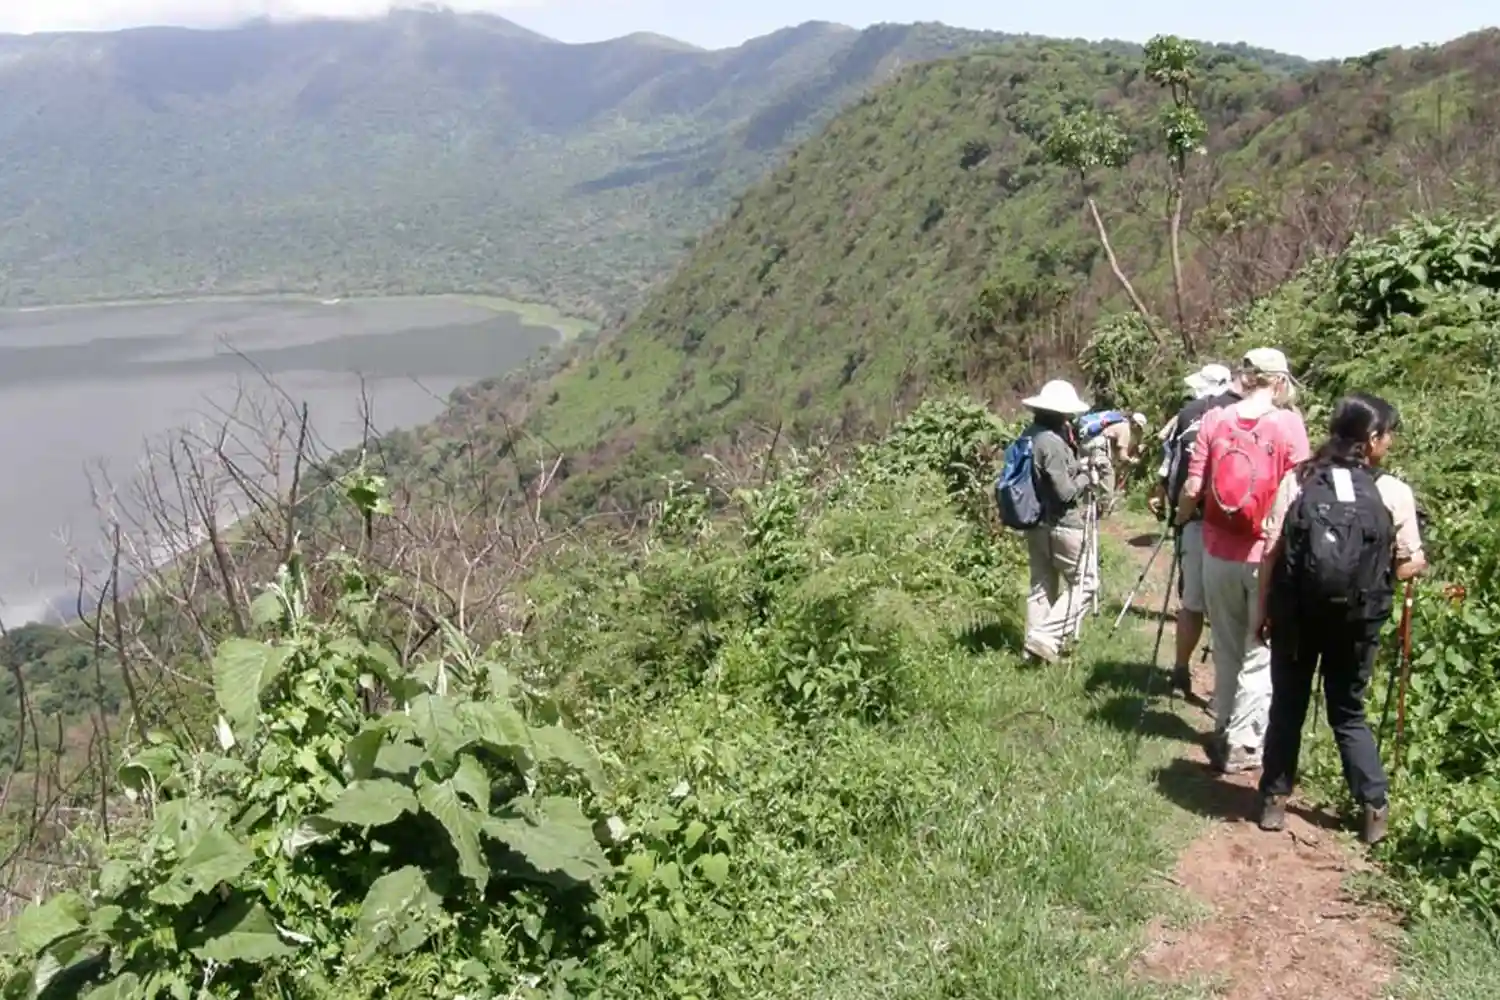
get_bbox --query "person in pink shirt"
[1173,348,1310,776]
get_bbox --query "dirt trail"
[1100,515,1401,1000]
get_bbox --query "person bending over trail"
[1104,412,1148,498]
[1018,379,1096,664]
[1175,348,1309,777]
[1254,393,1426,846]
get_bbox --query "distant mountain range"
[0,9,1310,317]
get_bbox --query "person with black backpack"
[996,379,1096,664]
[1149,363,1238,696]
[1254,393,1427,845]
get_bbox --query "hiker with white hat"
[1014,379,1097,663]
[1150,361,1241,697]
[1174,348,1310,777]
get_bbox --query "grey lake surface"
[0,296,560,624]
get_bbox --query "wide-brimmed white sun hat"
[1131,412,1148,428]
[1022,379,1090,415]
[1184,363,1232,398]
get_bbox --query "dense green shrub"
[0,557,612,999]
[1228,214,1500,923]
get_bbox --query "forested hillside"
[0,11,1313,318]
[439,29,1498,514]
[0,11,999,316]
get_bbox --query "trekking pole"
[1089,497,1101,618]
[1391,580,1417,765]
[1131,545,1180,759]
[1110,525,1170,635]
[1378,580,1415,753]
[1073,501,1099,640]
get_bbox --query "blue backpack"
[995,433,1043,530]
[1076,409,1127,440]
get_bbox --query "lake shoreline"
[0,293,569,624]
[0,291,596,342]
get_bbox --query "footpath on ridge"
[1087,509,1400,1000]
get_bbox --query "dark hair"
[1300,392,1401,478]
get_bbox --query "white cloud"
[0,2,553,35]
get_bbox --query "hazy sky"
[0,1,1493,59]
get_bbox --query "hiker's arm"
[1035,434,1088,504]
[1392,482,1428,580]
[1174,414,1215,525]
[1256,537,1283,641]
[1173,440,1208,526]
[1256,475,1296,636]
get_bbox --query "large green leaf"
[188,897,296,964]
[248,590,283,628]
[457,701,532,758]
[343,726,386,781]
[417,780,489,890]
[373,740,426,780]
[321,779,418,828]
[29,927,99,998]
[116,744,179,802]
[406,694,464,769]
[281,816,340,859]
[450,755,491,813]
[148,828,254,907]
[212,638,291,738]
[82,973,142,999]
[531,725,606,790]
[350,866,442,964]
[486,797,608,884]
[13,893,86,954]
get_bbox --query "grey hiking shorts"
[1177,520,1206,614]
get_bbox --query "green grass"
[1399,912,1500,999]
[767,616,1204,997]
[709,514,1210,997]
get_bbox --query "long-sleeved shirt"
[1028,423,1091,529]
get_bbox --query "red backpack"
[1203,412,1283,539]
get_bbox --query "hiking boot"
[1208,736,1260,776]
[1023,635,1059,665]
[1221,746,1261,775]
[1257,793,1288,832]
[1170,664,1192,698]
[1361,803,1390,846]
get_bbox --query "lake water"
[0,297,560,624]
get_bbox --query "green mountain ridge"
[427,28,1500,515]
[0,11,1306,319]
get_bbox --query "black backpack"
[1275,463,1396,625]
[1165,392,1239,512]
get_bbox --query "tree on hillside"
[1145,34,1209,344]
[1043,110,1163,344]
[1044,35,1209,357]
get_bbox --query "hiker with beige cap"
[1174,348,1310,776]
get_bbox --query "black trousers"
[1259,616,1390,807]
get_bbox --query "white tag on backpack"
[1332,466,1357,503]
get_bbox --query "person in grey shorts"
[1151,363,1238,695]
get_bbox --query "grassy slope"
[471,31,1499,514]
